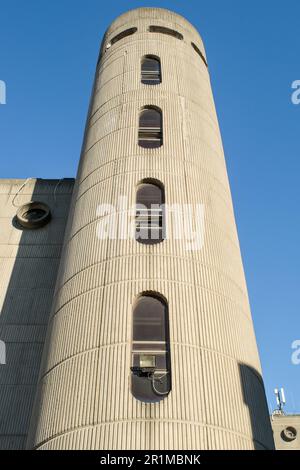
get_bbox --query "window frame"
[131,292,171,403]
[135,179,165,245]
[138,106,163,149]
[141,55,162,85]
[148,25,183,41]
[105,27,137,50]
[191,42,208,67]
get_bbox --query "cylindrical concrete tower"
[27,8,274,450]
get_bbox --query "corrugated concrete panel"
[0,178,74,449]
[27,8,274,449]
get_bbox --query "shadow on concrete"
[239,362,275,450]
[0,178,74,449]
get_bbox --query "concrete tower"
[27,8,274,449]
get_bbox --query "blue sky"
[0,0,299,413]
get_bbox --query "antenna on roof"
[280,388,286,405]
[272,387,286,417]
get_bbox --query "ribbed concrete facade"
[26,8,274,449]
[0,178,74,449]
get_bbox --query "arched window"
[148,25,183,41]
[131,293,171,403]
[191,42,208,67]
[106,27,137,50]
[135,181,165,245]
[138,107,162,148]
[141,55,161,85]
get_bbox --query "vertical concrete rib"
[27,8,274,449]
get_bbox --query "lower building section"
[26,332,274,449]
[34,422,269,450]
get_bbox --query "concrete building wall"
[0,178,74,449]
[271,415,300,450]
[26,8,274,449]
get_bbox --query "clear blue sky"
[0,0,299,413]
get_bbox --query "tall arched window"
[138,106,162,148]
[141,55,161,85]
[135,180,165,245]
[131,293,171,403]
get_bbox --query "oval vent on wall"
[16,201,51,229]
[281,426,297,442]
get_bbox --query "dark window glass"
[138,107,162,148]
[107,27,137,49]
[135,182,164,245]
[133,296,166,342]
[131,294,171,403]
[136,182,163,208]
[148,25,183,41]
[191,42,208,67]
[141,56,161,85]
